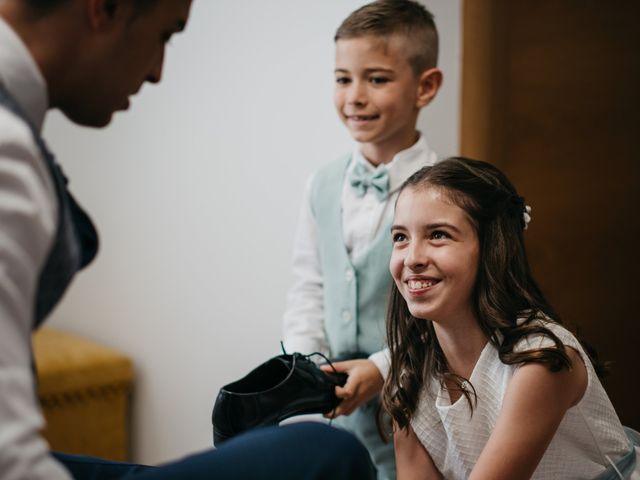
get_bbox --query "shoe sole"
[213,427,233,447]
[213,402,337,447]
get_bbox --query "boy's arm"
[368,347,391,379]
[282,175,330,356]
[469,347,587,480]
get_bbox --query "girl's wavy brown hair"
[381,157,607,433]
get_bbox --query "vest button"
[345,269,354,282]
[341,310,352,323]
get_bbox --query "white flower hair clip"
[523,205,532,230]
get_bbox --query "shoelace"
[280,342,343,422]
[279,342,340,376]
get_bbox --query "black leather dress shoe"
[212,352,347,446]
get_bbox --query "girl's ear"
[416,68,443,109]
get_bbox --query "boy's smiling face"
[334,35,430,164]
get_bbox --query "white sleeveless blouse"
[411,321,630,479]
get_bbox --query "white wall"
[43,0,461,464]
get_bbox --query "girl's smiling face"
[390,185,480,326]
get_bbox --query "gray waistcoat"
[0,84,98,329]
[310,155,393,357]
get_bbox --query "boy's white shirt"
[282,135,437,378]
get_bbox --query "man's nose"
[146,49,165,84]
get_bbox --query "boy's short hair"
[335,0,438,75]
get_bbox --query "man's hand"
[321,359,384,417]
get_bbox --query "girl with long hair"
[382,157,639,479]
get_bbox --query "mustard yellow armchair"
[32,328,134,461]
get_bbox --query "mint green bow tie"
[349,162,390,201]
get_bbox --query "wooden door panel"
[462,0,640,429]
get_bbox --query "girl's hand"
[320,359,383,416]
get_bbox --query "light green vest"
[311,155,393,357]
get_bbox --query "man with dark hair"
[0,0,374,478]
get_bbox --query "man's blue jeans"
[54,422,376,479]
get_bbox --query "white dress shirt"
[0,17,72,480]
[282,136,437,377]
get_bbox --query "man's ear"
[416,68,443,108]
[85,0,130,31]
